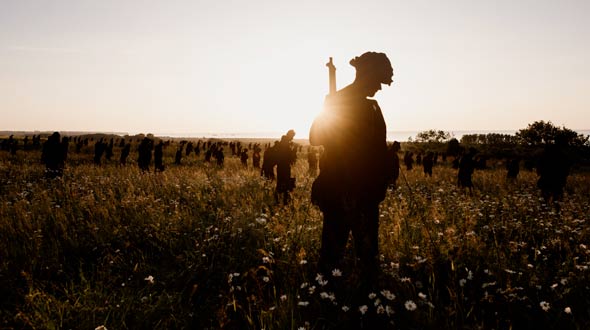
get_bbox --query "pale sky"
[1,0,589,136]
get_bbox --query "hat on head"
[350,52,393,85]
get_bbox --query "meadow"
[0,141,589,329]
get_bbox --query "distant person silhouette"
[120,143,131,165]
[93,139,106,165]
[252,145,261,169]
[216,146,225,167]
[458,148,476,193]
[310,52,393,281]
[154,141,165,172]
[105,138,114,161]
[386,141,401,187]
[175,144,183,165]
[536,140,571,208]
[240,148,249,167]
[403,151,414,170]
[138,137,153,171]
[41,132,66,178]
[506,157,520,180]
[261,142,278,180]
[275,130,297,204]
[186,141,194,156]
[423,151,434,177]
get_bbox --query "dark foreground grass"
[1,149,589,329]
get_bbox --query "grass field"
[1,144,589,329]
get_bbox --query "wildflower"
[467,270,474,280]
[342,305,350,312]
[381,290,396,301]
[376,305,385,314]
[404,300,417,311]
[300,282,309,289]
[386,305,394,316]
[262,276,270,283]
[320,292,336,301]
[95,326,108,330]
[255,217,267,225]
[280,295,287,301]
[368,292,377,300]
[418,292,427,300]
[459,279,467,287]
[332,269,342,277]
[300,260,308,265]
[297,301,309,307]
[359,305,368,315]
[262,256,271,264]
[564,306,572,314]
[298,327,305,330]
[400,277,411,283]
[540,301,550,312]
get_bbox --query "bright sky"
[1,0,589,137]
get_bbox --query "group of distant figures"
[385,140,571,208]
[1,132,571,207]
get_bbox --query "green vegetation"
[1,143,589,329]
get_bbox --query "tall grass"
[0,147,589,329]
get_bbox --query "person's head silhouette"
[350,52,393,97]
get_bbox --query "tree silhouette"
[516,121,588,147]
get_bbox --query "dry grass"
[0,145,589,329]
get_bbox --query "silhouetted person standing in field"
[41,132,65,178]
[154,141,165,172]
[138,137,153,171]
[240,149,249,167]
[403,151,414,170]
[423,151,434,177]
[386,141,401,187]
[261,142,278,180]
[93,139,106,165]
[310,52,393,282]
[458,148,476,193]
[215,146,225,167]
[275,130,297,204]
[537,140,571,208]
[175,144,183,165]
[252,145,261,169]
[105,138,114,161]
[506,157,520,180]
[120,143,131,166]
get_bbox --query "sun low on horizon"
[1,0,589,137]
